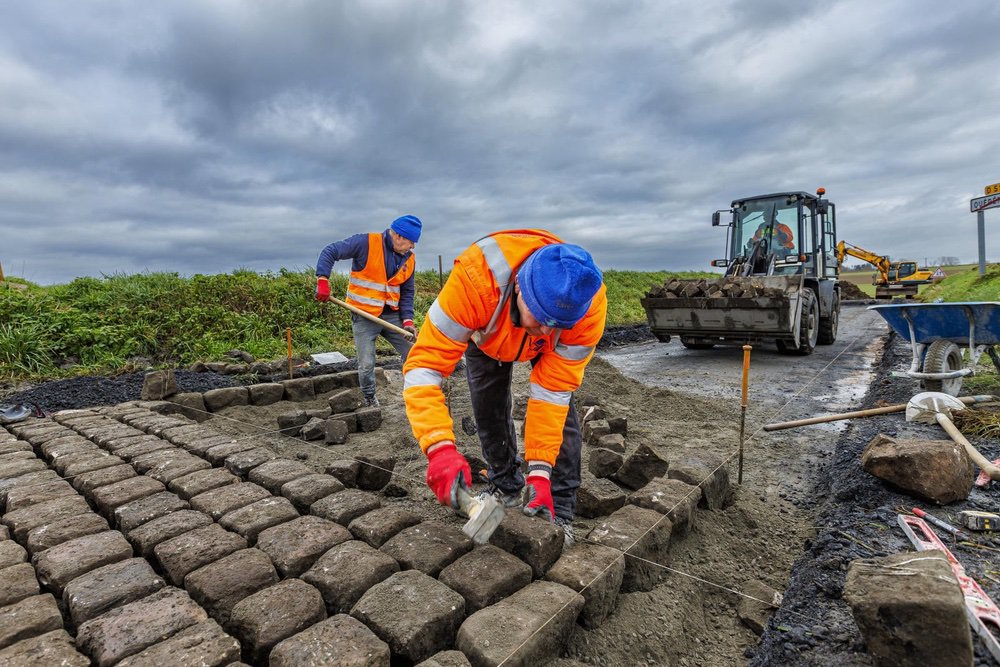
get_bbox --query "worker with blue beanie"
[403,229,607,547]
[315,215,423,406]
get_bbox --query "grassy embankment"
[0,268,712,382]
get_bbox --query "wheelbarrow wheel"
[922,340,964,396]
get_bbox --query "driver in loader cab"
[752,221,795,250]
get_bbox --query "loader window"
[735,199,800,258]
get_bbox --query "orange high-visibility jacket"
[345,233,416,316]
[403,229,608,466]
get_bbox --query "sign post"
[970,191,1000,277]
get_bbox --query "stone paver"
[144,454,212,484]
[0,539,27,569]
[3,494,92,541]
[270,614,391,667]
[189,482,270,520]
[227,579,327,664]
[114,619,241,667]
[114,491,190,533]
[415,650,473,667]
[280,473,345,512]
[224,447,279,477]
[439,545,533,614]
[381,522,474,577]
[154,523,248,586]
[25,512,110,554]
[71,464,137,494]
[489,511,564,578]
[218,496,300,543]
[204,441,259,465]
[256,515,352,577]
[0,471,60,507]
[126,509,213,557]
[0,562,39,607]
[586,505,672,593]
[348,506,421,548]
[63,558,165,625]
[90,476,166,515]
[0,629,90,666]
[185,548,279,625]
[33,530,133,595]
[668,452,733,510]
[544,542,625,629]
[629,477,702,538]
[248,459,313,494]
[354,454,395,490]
[302,540,400,614]
[0,594,63,651]
[311,489,381,525]
[168,467,240,500]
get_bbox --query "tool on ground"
[763,394,997,431]
[958,510,1000,532]
[454,485,505,545]
[905,392,1000,482]
[911,507,968,541]
[976,460,1000,488]
[738,344,752,484]
[898,513,1000,663]
[328,296,416,341]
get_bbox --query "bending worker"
[315,215,422,407]
[403,229,606,544]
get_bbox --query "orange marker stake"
[739,344,752,484]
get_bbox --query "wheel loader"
[640,188,841,355]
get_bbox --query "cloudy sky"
[2,1,998,285]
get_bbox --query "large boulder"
[861,434,974,504]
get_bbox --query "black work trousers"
[464,341,582,520]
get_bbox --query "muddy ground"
[4,314,999,665]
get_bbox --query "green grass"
[0,267,711,381]
[918,264,1000,302]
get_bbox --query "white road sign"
[971,193,1000,212]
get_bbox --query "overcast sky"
[2,1,999,285]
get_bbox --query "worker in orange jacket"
[403,230,607,544]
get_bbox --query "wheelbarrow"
[868,302,1000,396]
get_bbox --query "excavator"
[835,241,934,299]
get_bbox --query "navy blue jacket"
[316,229,415,321]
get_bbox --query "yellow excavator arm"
[836,240,891,285]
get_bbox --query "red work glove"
[402,319,417,338]
[523,471,555,522]
[315,276,330,302]
[426,442,471,509]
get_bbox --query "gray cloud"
[1,0,998,285]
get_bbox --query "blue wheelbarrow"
[869,302,1000,396]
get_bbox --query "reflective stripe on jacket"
[345,233,416,316]
[403,229,607,466]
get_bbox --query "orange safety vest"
[753,222,795,250]
[345,233,415,316]
[403,229,608,466]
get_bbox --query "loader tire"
[922,340,964,396]
[681,337,715,350]
[777,289,818,356]
[817,292,840,345]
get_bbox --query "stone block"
[0,441,31,456]
[737,579,782,636]
[178,435,238,457]
[33,530,133,595]
[72,464,137,495]
[0,594,64,651]
[76,587,208,667]
[114,491,190,533]
[154,524,248,586]
[204,440,259,465]
[614,443,669,490]
[248,458,313,494]
[189,482,271,520]
[169,467,240,500]
[329,412,359,433]
[587,505,672,592]
[3,494,92,541]
[39,437,97,461]
[0,471,60,508]
[4,478,75,512]
[144,454,212,485]
[312,373,343,394]
[0,562,39,607]
[348,507,421,548]
[224,447,279,476]
[0,539,26,569]
[326,460,360,487]
[111,438,174,461]
[862,434,974,505]
[127,509,213,558]
[324,419,349,444]
[114,619,241,667]
[668,452,733,510]
[203,387,249,412]
[608,415,628,435]
[281,474,345,512]
[185,548,279,625]
[488,511,564,578]
[257,516,352,577]
[351,570,465,664]
[456,581,584,667]
[277,410,309,436]
[328,388,363,414]
[588,447,623,478]
[25,512,110,554]
[544,542,625,629]
[60,453,128,479]
[130,448,182,474]
[164,393,210,422]
[415,651,472,667]
[300,417,327,440]
[595,432,626,454]
[439,545,533,614]
[380,521,474,577]
[305,407,331,419]
[333,369,360,387]
[90,476,165,515]
[311,489,381,525]
[629,477,702,538]
[227,579,327,664]
[141,370,177,400]
[218,496,300,543]
[583,419,611,443]
[0,629,89,666]
[63,558,165,625]
[249,382,285,406]
[282,377,316,402]
[302,540,400,614]
[0,457,47,481]
[270,614,390,667]
[581,405,606,423]
[355,455,396,490]
[355,406,383,432]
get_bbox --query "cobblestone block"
[333,369,360,387]
[629,477,701,538]
[203,387,249,412]
[439,545,533,614]
[126,509,213,557]
[381,522,474,577]
[144,454,212,484]
[668,452,733,510]
[583,419,611,444]
[0,629,89,666]
[614,443,669,490]
[257,516,352,577]
[130,448,182,474]
[39,436,98,461]
[102,434,164,455]
[161,394,211,422]
[329,412,359,433]
[0,451,33,464]
[595,432,626,453]
[586,504,672,592]
[348,506,421,548]
[76,587,208,667]
[302,540,400,614]
[4,479,75,512]
[355,455,395,490]
[3,494,92,541]
[328,388,363,414]
[26,512,110,554]
[311,489,381,525]
[0,540,26,569]
[0,562,39,607]
[248,459,313,494]
[282,377,316,401]
[60,453,127,478]
[456,581,584,666]
[270,614,390,667]
[218,496,299,543]
[161,427,220,448]
[354,407,383,432]
[0,471,60,507]
[63,557,165,625]
[185,549,279,625]
[415,650,473,666]
[324,418,348,444]
[90,476,165,515]
[0,594,63,650]
[227,579,327,664]
[204,440,259,465]
[326,459,359,487]
[489,511,564,578]
[115,619,241,667]
[189,482,270,520]
[249,382,285,406]
[544,542,624,629]
[0,440,32,456]
[179,435,239,456]
[33,530,133,595]
[588,447,624,478]
[0,457,47,481]
[224,447,278,477]
[114,491,191,533]
[72,464,137,494]
[351,569,465,664]
[300,418,326,441]
[280,473,345,512]
[154,524,248,586]
[169,467,240,500]
[312,373,344,395]
[91,427,146,447]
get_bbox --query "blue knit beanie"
[518,244,603,329]
[390,215,422,243]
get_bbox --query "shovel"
[905,392,1000,482]
[327,296,415,342]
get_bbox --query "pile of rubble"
[646,277,786,300]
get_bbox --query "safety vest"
[345,233,415,316]
[753,223,795,250]
[403,229,608,465]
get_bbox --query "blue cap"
[518,244,603,329]
[390,215,422,243]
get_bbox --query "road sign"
[971,193,1000,212]
[986,182,1000,196]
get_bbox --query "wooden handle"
[328,296,415,341]
[763,395,998,431]
[741,345,752,408]
[936,413,1000,481]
